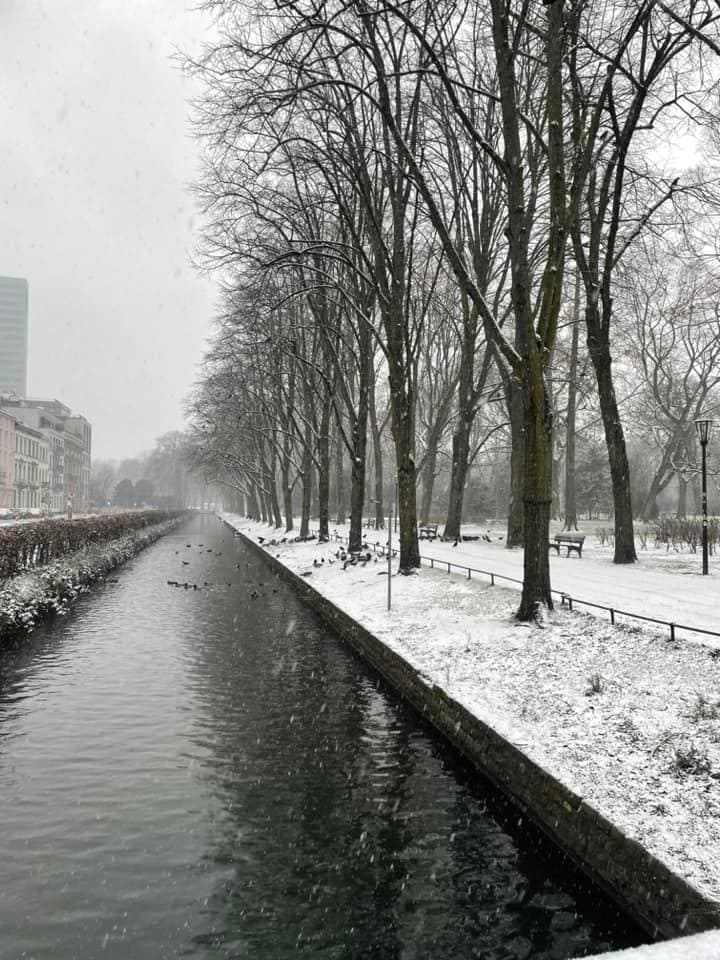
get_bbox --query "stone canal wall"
[228,521,720,943]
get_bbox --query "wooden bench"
[418,522,439,541]
[549,533,585,558]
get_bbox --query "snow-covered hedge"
[0,515,184,644]
[0,511,182,579]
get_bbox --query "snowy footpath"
[222,516,720,959]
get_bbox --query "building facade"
[44,428,66,513]
[13,421,49,510]
[0,398,92,513]
[64,415,92,512]
[0,277,28,398]
[0,410,15,509]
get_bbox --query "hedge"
[0,511,185,580]
[0,515,186,644]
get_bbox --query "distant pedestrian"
[66,500,73,521]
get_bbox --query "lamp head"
[695,418,714,445]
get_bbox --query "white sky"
[0,0,217,460]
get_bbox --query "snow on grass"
[223,514,720,905]
[584,929,720,959]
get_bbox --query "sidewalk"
[223,515,720,955]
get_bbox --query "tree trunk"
[317,395,331,541]
[587,318,637,562]
[266,448,282,529]
[419,426,442,524]
[676,476,688,519]
[444,422,471,541]
[506,380,525,547]
[299,455,312,537]
[640,432,682,522]
[516,365,554,619]
[643,494,659,521]
[347,410,368,554]
[498,0,564,617]
[369,368,385,530]
[251,481,263,521]
[388,364,420,572]
[299,384,314,539]
[640,472,669,522]
[551,451,561,520]
[347,321,371,553]
[281,436,294,532]
[563,281,580,531]
[334,434,346,525]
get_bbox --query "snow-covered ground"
[584,930,720,959]
[414,522,720,645]
[223,514,720,920]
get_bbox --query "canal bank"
[0,514,643,959]
[222,516,720,951]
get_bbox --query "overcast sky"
[1,0,217,460]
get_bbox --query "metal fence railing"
[318,530,720,646]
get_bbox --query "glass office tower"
[0,276,28,398]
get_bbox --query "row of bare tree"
[183,0,720,620]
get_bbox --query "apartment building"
[13,420,49,511]
[64,415,92,512]
[0,410,15,509]
[0,398,92,513]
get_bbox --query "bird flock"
[166,540,234,592]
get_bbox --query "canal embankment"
[222,515,720,952]
[0,511,186,644]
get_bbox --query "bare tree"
[566,0,720,561]
[624,249,720,519]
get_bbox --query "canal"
[0,516,644,959]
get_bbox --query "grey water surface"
[0,516,645,959]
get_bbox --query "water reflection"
[0,517,644,958]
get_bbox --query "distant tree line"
[90,431,203,511]
[182,0,720,620]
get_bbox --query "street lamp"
[378,477,398,610]
[695,418,714,575]
[387,496,393,610]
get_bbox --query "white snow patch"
[584,929,720,959]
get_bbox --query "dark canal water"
[0,516,644,959]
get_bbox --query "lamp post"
[386,477,399,610]
[387,497,393,610]
[695,418,713,576]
